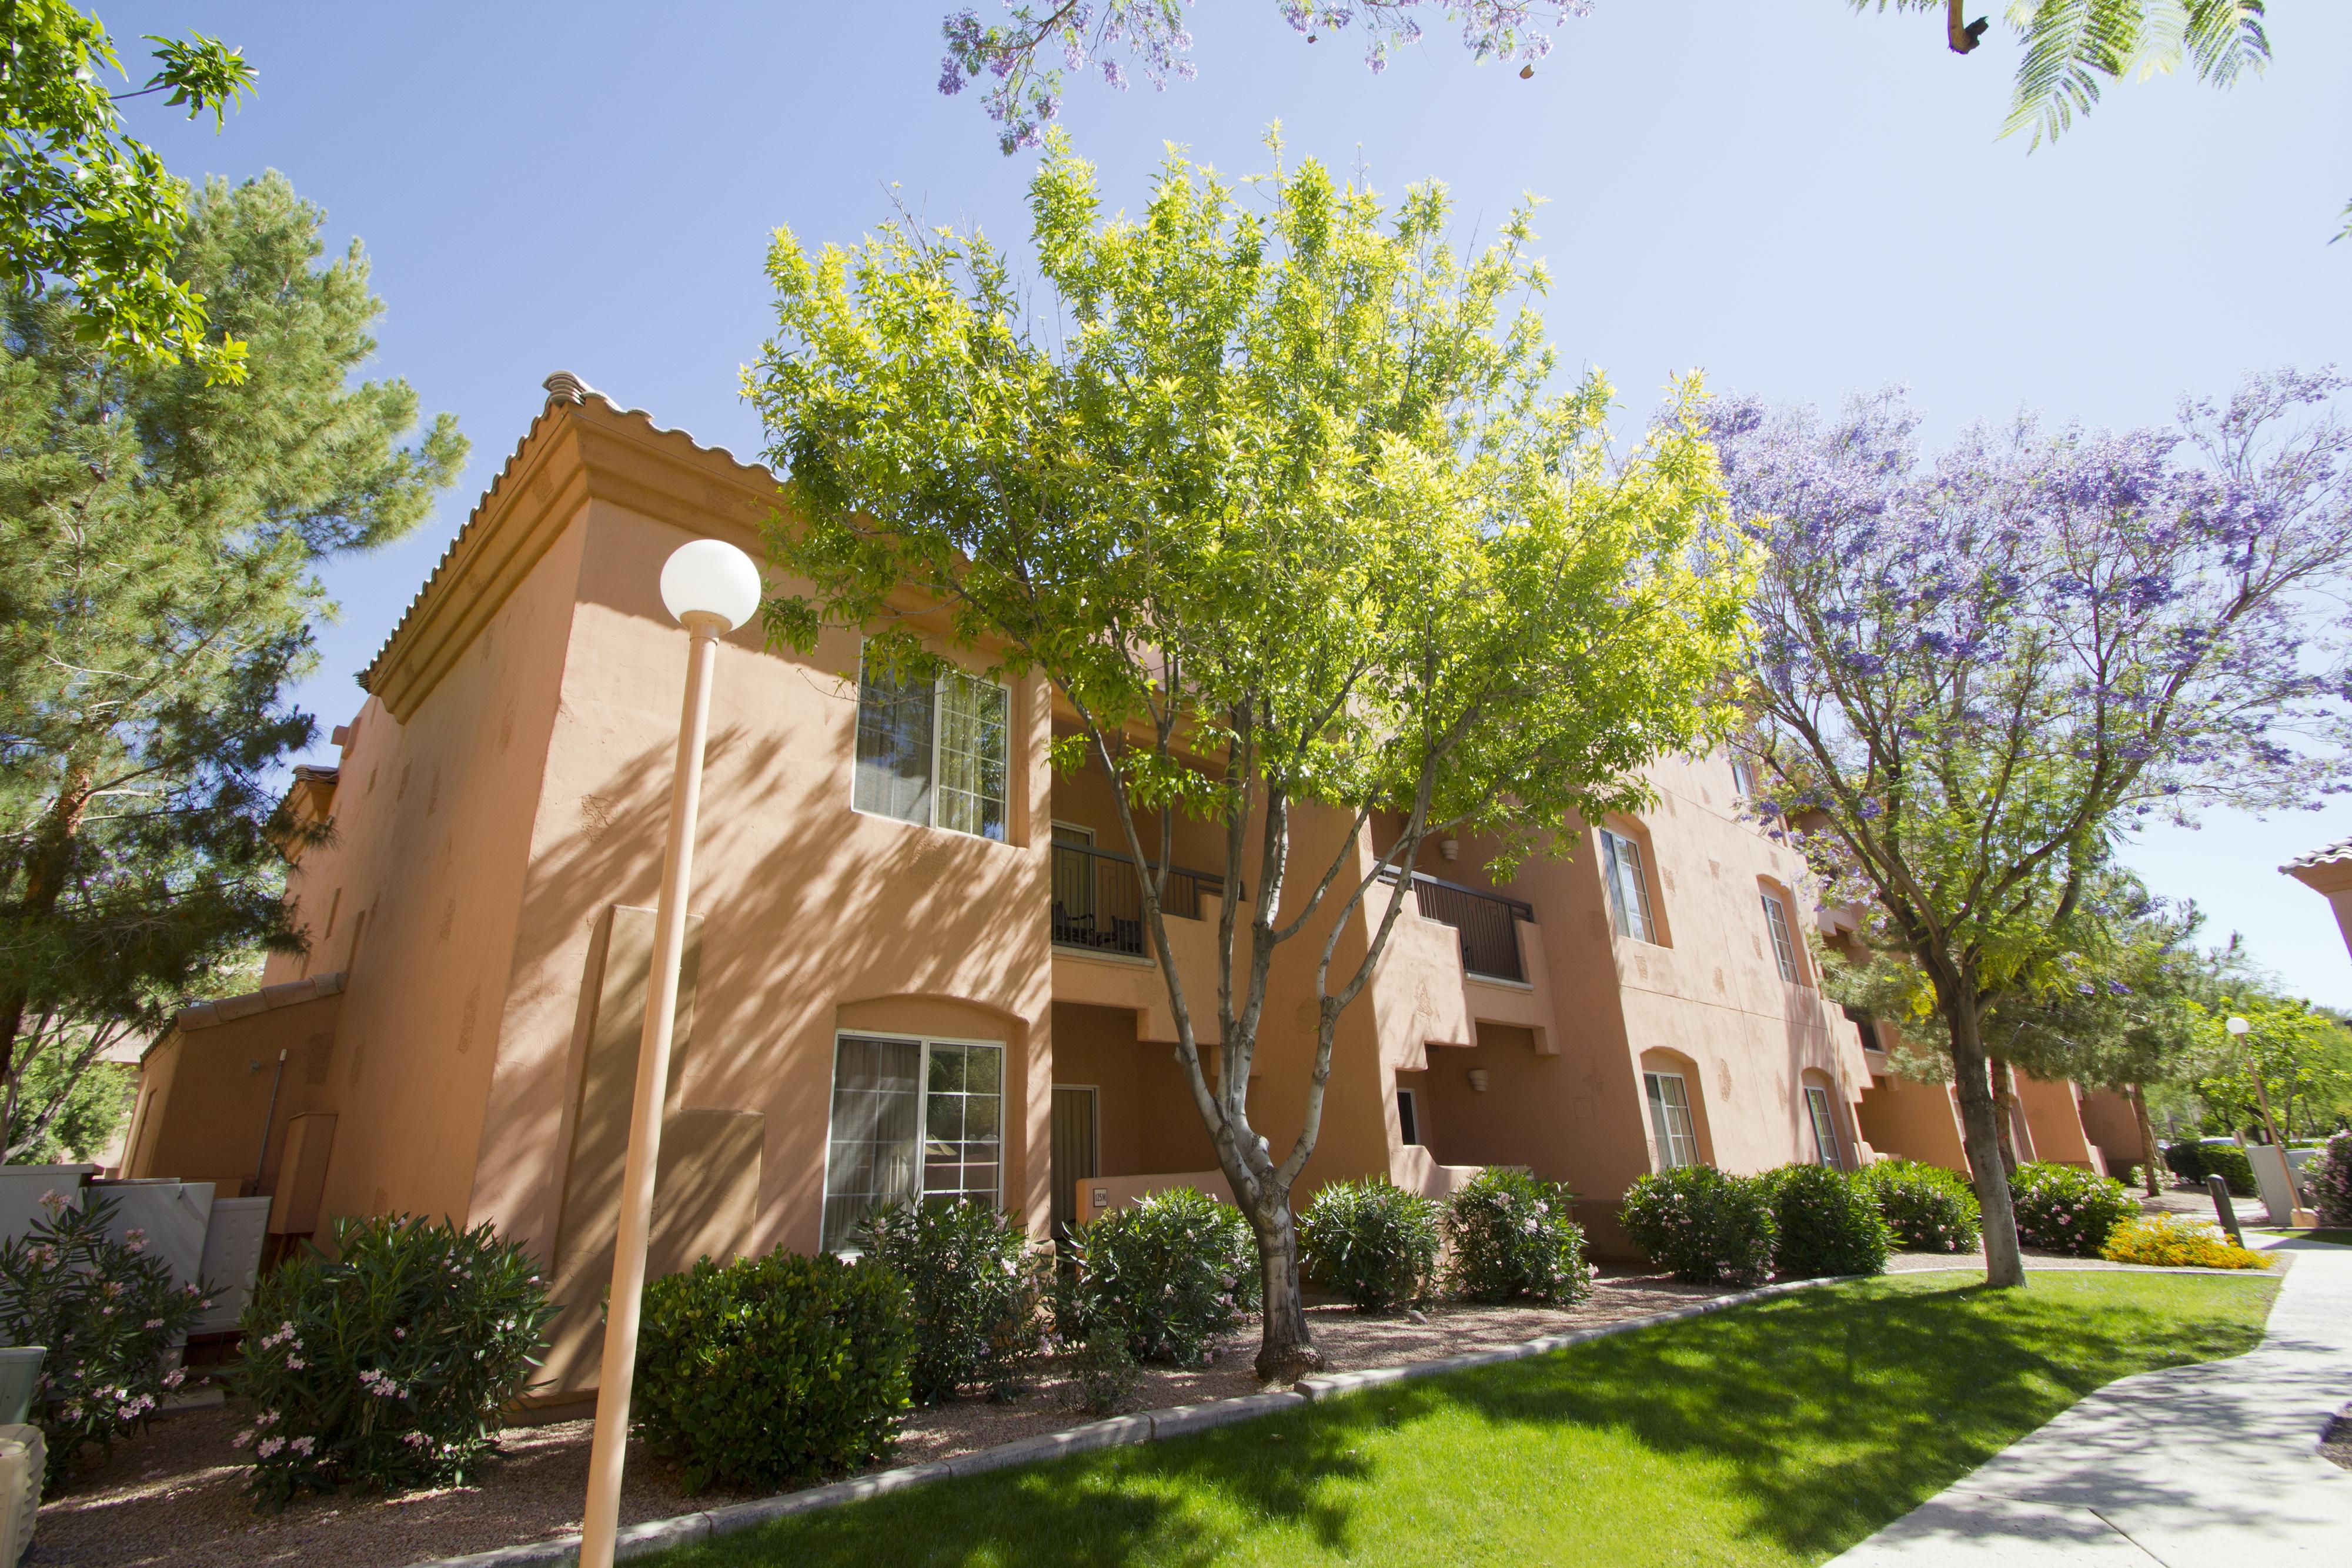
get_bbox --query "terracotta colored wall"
[472,489,1055,1292]
[2014,1074,2102,1172]
[123,992,343,1196]
[1856,1067,1969,1172]
[262,496,586,1234]
[2079,1087,2144,1171]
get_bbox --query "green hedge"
[1068,1188,1257,1366]
[2009,1162,2136,1257]
[634,1249,911,1493]
[1619,1166,1775,1286]
[1444,1169,1591,1305]
[1764,1164,1890,1279]
[1857,1159,1982,1253]
[1299,1178,1442,1312]
[2163,1140,2256,1198]
[858,1199,1044,1403]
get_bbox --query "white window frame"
[1804,1084,1845,1169]
[851,641,1011,842]
[1643,1070,1701,1169]
[1600,827,1657,944]
[1729,755,1756,798]
[821,1030,1006,1253]
[1760,890,1800,983]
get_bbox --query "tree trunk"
[0,770,96,1086]
[2130,1084,2162,1197]
[1989,1054,2020,1176]
[1247,1193,1322,1383]
[1936,975,2026,1288]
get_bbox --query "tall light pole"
[2224,1014,2288,1149]
[579,539,762,1568]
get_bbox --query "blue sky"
[104,2,2352,1002]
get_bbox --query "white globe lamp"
[659,539,762,632]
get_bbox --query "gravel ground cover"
[34,1269,1732,1568]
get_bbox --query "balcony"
[1384,870,1534,982]
[1050,841,1232,958]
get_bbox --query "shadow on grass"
[660,1273,2274,1568]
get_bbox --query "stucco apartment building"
[121,377,2110,1394]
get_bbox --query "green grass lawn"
[653,1271,2275,1568]
[2257,1228,2352,1246]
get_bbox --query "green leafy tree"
[0,172,466,1155]
[751,131,1750,1378]
[1826,875,2207,1193]
[2189,990,2352,1141]
[2,1,258,379]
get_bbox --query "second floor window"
[1729,755,1756,797]
[854,644,1008,841]
[1760,891,1799,982]
[1599,827,1656,944]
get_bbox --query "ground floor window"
[1805,1084,1845,1169]
[821,1033,1003,1252]
[1643,1070,1700,1169]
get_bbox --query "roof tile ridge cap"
[2281,836,2352,872]
[563,378,775,481]
[359,392,572,692]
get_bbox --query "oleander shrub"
[1856,1159,1982,1253]
[1299,1178,1443,1312]
[0,1190,208,1484]
[232,1213,554,1510]
[2100,1213,2274,1270]
[2164,1139,2257,1198]
[634,1248,911,1494]
[1618,1166,1776,1286]
[858,1199,1045,1403]
[1067,1188,1258,1366]
[1763,1164,1891,1279]
[2307,1131,2352,1228]
[1443,1168,1591,1304]
[2009,1162,2136,1257]
[1064,1328,1142,1416]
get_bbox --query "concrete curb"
[419,1265,2238,1567]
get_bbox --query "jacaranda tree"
[753,131,1750,1378]
[1713,372,2352,1286]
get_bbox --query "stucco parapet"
[360,375,782,722]
[169,970,346,1037]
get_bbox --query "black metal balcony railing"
[1383,868,1534,982]
[1051,842,1232,958]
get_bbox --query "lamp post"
[579,539,762,1568]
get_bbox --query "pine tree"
[0,171,464,1158]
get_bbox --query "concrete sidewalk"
[1828,1238,2352,1566]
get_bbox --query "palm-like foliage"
[1857,1,2270,146]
